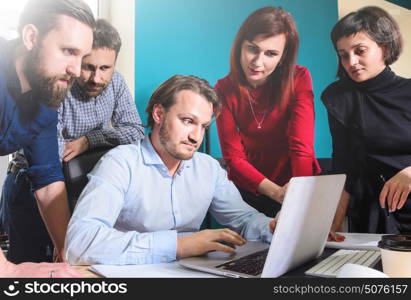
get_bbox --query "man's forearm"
[34,181,70,259]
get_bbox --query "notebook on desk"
[179,174,346,278]
[89,262,220,278]
[326,232,386,250]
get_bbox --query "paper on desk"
[89,262,220,278]
[326,232,385,250]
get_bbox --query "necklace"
[246,89,267,129]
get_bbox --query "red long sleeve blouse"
[215,65,321,194]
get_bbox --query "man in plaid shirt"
[58,19,144,161]
[2,19,144,263]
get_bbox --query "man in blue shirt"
[2,19,144,264]
[66,75,276,265]
[0,0,94,277]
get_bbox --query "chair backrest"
[62,147,114,213]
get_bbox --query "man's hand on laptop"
[176,229,247,258]
[327,231,345,242]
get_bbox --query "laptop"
[179,174,346,278]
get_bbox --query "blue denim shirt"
[66,136,273,265]
[0,39,63,190]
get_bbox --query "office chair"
[62,146,114,213]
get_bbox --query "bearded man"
[0,0,94,270]
[1,18,144,264]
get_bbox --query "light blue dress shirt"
[66,136,273,265]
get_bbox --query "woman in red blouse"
[216,6,321,217]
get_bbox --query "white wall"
[98,0,135,98]
[338,0,411,78]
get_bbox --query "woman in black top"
[322,6,411,235]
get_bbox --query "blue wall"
[135,0,339,158]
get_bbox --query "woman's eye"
[247,45,258,53]
[339,53,349,60]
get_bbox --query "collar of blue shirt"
[140,136,192,176]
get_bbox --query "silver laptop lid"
[179,174,346,278]
[261,174,346,277]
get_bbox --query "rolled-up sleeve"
[24,118,64,191]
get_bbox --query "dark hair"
[145,75,220,130]
[230,6,299,111]
[331,6,403,78]
[18,0,96,37]
[93,19,122,57]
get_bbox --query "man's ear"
[152,103,165,125]
[21,24,39,51]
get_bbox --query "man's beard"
[159,119,197,161]
[24,47,74,108]
[82,80,108,98]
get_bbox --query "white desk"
[88,262,220,278]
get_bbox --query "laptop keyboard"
[215,248,269,276]
[305,249,381,277]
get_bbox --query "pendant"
[257,125,262,129]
